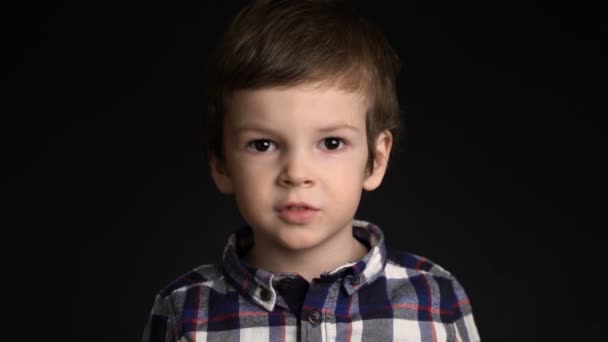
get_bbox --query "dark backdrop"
[4,1,605,341]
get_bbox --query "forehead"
[225,83,369,130]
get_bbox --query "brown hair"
[203,0,402,174]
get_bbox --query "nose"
[277,149,315,188]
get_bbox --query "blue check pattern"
[142,220,480,341]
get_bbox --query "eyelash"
[245,137,349,153]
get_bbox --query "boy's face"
[211,83,392,253]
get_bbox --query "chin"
[275,229,324,251]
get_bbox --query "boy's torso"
[146,221,479,342]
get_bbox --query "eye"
[320,137,347,151]
[246,139,277,152]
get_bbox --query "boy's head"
[202,0,402,254]
[203,0,402,175]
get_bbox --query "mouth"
[276,202,319,224]
[277,202,319,211]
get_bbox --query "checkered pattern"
[142,220,480,341]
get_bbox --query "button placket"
[299,279,330,341]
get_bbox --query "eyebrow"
[234,123,361,135]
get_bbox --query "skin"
[210,82,392,282]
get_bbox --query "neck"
[245,225,369,283]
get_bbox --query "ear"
[363,130,393,191]
[210,154,235,194]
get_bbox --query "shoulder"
[384,247,471,298]
[384,247,474,313]
[158,263,225,299]
[383,248,480,340]
[385,247,456,279]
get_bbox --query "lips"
[276,202,319,224]
[277,202,319,211]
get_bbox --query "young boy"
[143,1,480,341]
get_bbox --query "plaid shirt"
[143,220,480,341]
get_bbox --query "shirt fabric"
[142,220,480,341]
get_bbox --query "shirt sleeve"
[142,294,178,342]
[448,276,481,342]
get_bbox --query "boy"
[143,0,480,341]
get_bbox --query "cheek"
[325,165,365,197]
[232,169,273,221]
[325,152,367,191]
[232,162,274,199]
[324,151,368,178]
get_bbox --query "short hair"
[203,0,402,174]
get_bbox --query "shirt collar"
[221,219,388,311]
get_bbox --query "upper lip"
[277,202,319,211]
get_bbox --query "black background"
[4,1,605,341]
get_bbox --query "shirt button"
[278,278,292,291]
[350,276,361,285]
[260,288,271,302]
[307,310,322,325]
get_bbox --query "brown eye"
[322,137,345,150]
[247,139,277,152]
